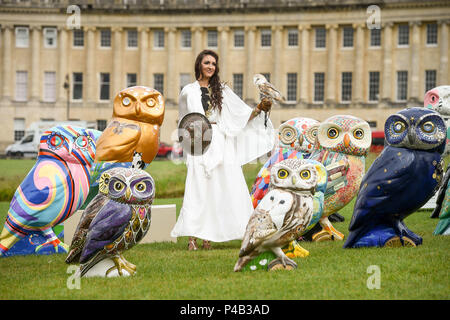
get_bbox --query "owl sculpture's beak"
[68,141,74,154]
[125,187,132,200]
[135,103,142,116]
[344,133,350,148]
[292,176,297,185]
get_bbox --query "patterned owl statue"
[235,158,327,272]
[424,85,450,156]
[250,117,320,259]
[87,86,164,208]
[344,107,446,248]
[68,167,155,277]
[307,115,372,242]
[0,125,102,256]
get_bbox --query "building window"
[287,28,298,47]
[15,27,29,48]
[127,29,138,48]
[97,119,107,131]
[233,74,244,99]
[181,30,191,48]
[425,70,437,92]
[398,24,409,46]
[180,73,191,92]
[315,27,326,48]
[207,30,218,48]
[287,73,297,102]
[43,27,57,48]
[341,72,352,102]
[100,29,111,47]
[234,29,244,48]
[14,118,25,141]
[397,71,408,101]
[314,72,325,102]
[99,73,110,100]
[15,71,28,101]
[369,71,380,102]
[127,73,137,88]
[43,71,56,102]
[154,73,164,95]
[73,29,84,47]
[154,29,165,48]
[72,72,83,100]
[426,23,438,45]
[342,26,354,48]
[370,28,381,47]
[260,29,271,47]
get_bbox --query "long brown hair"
[195,50,223,112]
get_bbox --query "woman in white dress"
[170,50,274,250]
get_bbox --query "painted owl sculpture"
[0,125,102,256]
[250,117,320,258]
[424,85,450,156]
[234,158,327,272]
[307,115,372,242]
[344,107,446,248]
[88,86,164,206]
[66,167,155,277]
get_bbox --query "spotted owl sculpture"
[70,167,155,277]
[307,115,372,242]
[234,158,327,272]
[0,125,102,256]
[344,107,446,248]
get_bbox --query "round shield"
[178,112,213,156]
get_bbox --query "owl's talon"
[268,256,297,271]
[106,256,136,277]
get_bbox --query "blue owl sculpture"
[0,125,102,256]
[344,108,446,248]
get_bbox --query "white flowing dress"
[170,81,274,242]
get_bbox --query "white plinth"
[64,204,177,244]
[75,258,132,278]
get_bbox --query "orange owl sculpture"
[95,86,165,164]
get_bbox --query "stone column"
[192,26,203,58]
[165,27,177,105]
[353,23,365,107]
[1,25,13,102]
[325,24,338,107]
[85,26,96,104]
[218,26,229,83]
[30,25,41,103]
[299,24,310,106]
[139,27,149,86]
[245,26,257,104]
[272,25,283,92]
[409,21,421,104]
[439,20,449,85]
[112,27,123,95]
[381,22,393,107]
[58,26,68,102]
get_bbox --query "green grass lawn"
[0,157,449,300]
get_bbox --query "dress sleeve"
[178,84,203,120]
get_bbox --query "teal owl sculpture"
[0,125,102,257]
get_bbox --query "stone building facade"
[0,0,449,151]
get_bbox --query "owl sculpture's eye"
[393,121,406,133]
[75,135,90,149]
[277,169,289,179]
[327,128,339,139]
[279,125,297,144]
[114,182,124,192]
[353,129,364,140]
[49,134,64,149]
[122,97,131,106]
[146,98,156,107]
[300,170,311,180]
[135,182,146,192]
[421,121,436,133]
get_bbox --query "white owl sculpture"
[424,85,450,156]
[234,158,326,272]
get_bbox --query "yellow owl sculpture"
[95,86,165,164]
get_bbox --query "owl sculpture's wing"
[95,120,141,163]
[344,147,418,248]
[79,200,132,275]
[240,190,295,257]
[65,193,110,264]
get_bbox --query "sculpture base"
[76,258,132,278]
